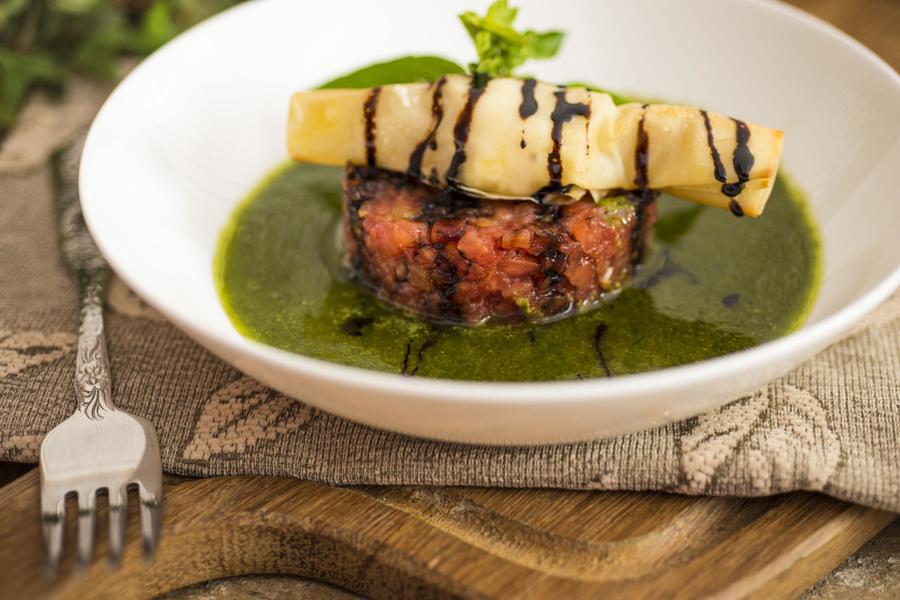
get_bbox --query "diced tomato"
[343,166,656,324]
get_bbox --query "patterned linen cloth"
[1,81,897,512]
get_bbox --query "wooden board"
[0,3,897,600]
[0,468,892,599]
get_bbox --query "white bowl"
[80,0,900,444]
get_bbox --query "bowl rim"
[80,0,900,406]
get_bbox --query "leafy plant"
[459,0,563,78]
[0,0,242,136]
[0,0,581,139]
[319,56,465,89]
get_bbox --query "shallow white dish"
[81,0,900,444]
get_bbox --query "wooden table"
[0,462,896,599]
[0,1,897,598]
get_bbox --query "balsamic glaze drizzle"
[445,78,489,185]
[629,104,654,264]
[344,167,377,278]
[399,338,437,376]
[407,76,448,179]
[733,120,754,183]
[700,109,727,185]
[593,323,612,377]
[727,119,754,216]
[408,338,436,376]
[547,87,591,188]
[722,293,741,308]
[363,87,382,167]
[634,104,650,188]
[637,249,698,289]
[400,340,412,375]
[519,78,538,119]
[341,316,374,337]
[699,110,755,217]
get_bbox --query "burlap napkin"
[1,82,898,513]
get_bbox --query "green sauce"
[215,163,820,381]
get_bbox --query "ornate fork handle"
[56,137,116,419]
[74,269,115,419]
[42,133,164,573]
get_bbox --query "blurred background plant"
[0,0,243,137]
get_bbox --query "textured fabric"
[1,82,898,513]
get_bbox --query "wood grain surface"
[0,1,897,599]
[789,0,900,68]
[0,467,893,599]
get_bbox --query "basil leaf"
[565,83,636,106]
[528,31,564,59]
[318,56,465,89]
[459,0,564,78]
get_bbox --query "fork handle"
[74,267,116,419]
[55,135,117,420]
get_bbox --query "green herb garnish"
[319,56,465,90]
[565,82,634,106]
[459,0,563,78]
[0,0,242,137]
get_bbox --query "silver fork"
[39,135,163,575]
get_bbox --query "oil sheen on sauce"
[215,163,820,382]
[218,70,812,382]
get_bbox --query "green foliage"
[565,82,635,106]
[0,0,617,137]
[458,0,563,77]
[0,0,242,133]
[319,56,465,89]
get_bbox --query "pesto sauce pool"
[215,163,820,381]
